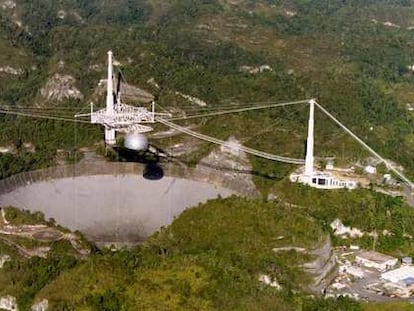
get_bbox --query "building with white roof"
[290,100,358,190]
[402,257,412,265]
[364,165,376,174]
[356,251,397,271]
[382,266,414,284]
[381,266,414,297]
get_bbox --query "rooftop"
[401,277,414,287]
[356,251,397,264]
[382,266,414,282]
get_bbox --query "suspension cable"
[157,117,305,164]
[314,100,413,187]
[0,109,91,123]
[167,99,310,121]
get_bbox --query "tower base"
[290,169,357,190]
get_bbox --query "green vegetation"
[0,115,102,178]
[0,240,19,260]
[2,0,414,309]
[0,207,91,309]
[275,181,414,255]
[0,152,52,179]
[4,191,414,308]
[0,0,413,187]
[3,207,47,226]
[0,254,78,310]
[0,197,361,310]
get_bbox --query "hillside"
[0,199,340,310]
[2,1,414,309]
[0,0,413,187]
[2,191,414,309]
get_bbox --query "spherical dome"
[124,133,148,151]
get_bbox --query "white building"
[309,172,357,189]
[0,295,18,311]
[356,251,397,271]
[325,160,334,170]
[290,100,358,190]
[330,219,363,238]
[364,165,376,174]
[339,265,365,279]
[383,174,392,184]
[291,171,357,190]
[381,266,414,297]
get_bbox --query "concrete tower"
[105,51,116,145]
[304,99,315,178]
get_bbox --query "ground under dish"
[0,175,234,243]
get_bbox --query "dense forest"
[0,0,413,184]
[2,192,414,310]
[1,1,414,309]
